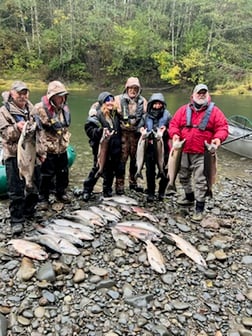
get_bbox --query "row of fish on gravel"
[9,195,207,274]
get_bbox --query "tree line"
[0,0,251,89]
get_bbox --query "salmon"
[47,223,93,240]
[36,225,84,246]
[29,234,80,255]
[105,195,138,206]
[145,239,166,274]
[166,139,186,192]
[131,206,159,223]
[9,239,48,260]
[167,232,207,267]
[114,225,161,241]
[154,128,165,178]
[111,227,135,247]
[115,220,163,237]
[17,120,37,190]
[72,209,105,226]
[52,218,94,234]
[89,206,118,223]
[135,132,148,179]
[95,128,114,178]
[98,204,122,219]
[204,141,217,198]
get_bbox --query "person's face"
[127,86,139,99]
[11,89,29,108]
[152,101,163,110]
[52,94,67,108]
[193,89,209,105]
[104,96,114,110]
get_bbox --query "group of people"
[0,80,71,234]
[82,79,228,220]
[0,77,228,235]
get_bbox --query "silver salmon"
[166,139,186,192]
[135,133,148,179]
[154,128,165,178]
[168,232,207,267]
[17,120,37,190]
[95,128,114,178]
[204,141,217,198]
[9,239,48,260]
[145,239,166,274]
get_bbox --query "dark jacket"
[85,106,122,156]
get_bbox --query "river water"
[29,90,252,191]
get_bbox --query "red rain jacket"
[169,98,228,154]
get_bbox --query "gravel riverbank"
[0,150,251,336]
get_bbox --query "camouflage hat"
[47,80,68,100]
[11,81,29,92]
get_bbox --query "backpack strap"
[186,102,215,130]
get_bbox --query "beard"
[193,96,208,106]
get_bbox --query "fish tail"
[166,184,177,193]
[204,189,213,198]
[135,172,143,180]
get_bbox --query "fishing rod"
[221,131,252,146]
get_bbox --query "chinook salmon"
[166,139,186,192]
[204,141,217,198]
[17,120,37,190]
[9,239,48,260]
[95,128,114,178]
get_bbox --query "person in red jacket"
[169,84,228,223]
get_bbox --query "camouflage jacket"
[31,97,71,156]
[0,100,33,160]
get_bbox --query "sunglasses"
[104,95,114,103]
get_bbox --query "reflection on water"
[30,90,252,190]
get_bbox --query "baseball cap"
[193,84,208,93]
[11,81,29,92]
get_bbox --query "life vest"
[41,96,71,132]
[120,95,144,125]
[146,109,170,132]
[186,102,214,131]
[4,102,30,123]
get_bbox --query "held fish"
[95,128,114,178]
[167,232,207,268]
[154,128,165,178]
[145,239,166,274]
[9,239,48,260]
[135,132,148,179]
[166,139,186,192]
[17,120,37,190]
[204,141,217,198]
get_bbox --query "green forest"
[0,0,252,90]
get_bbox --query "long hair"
[101,102,118,121]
